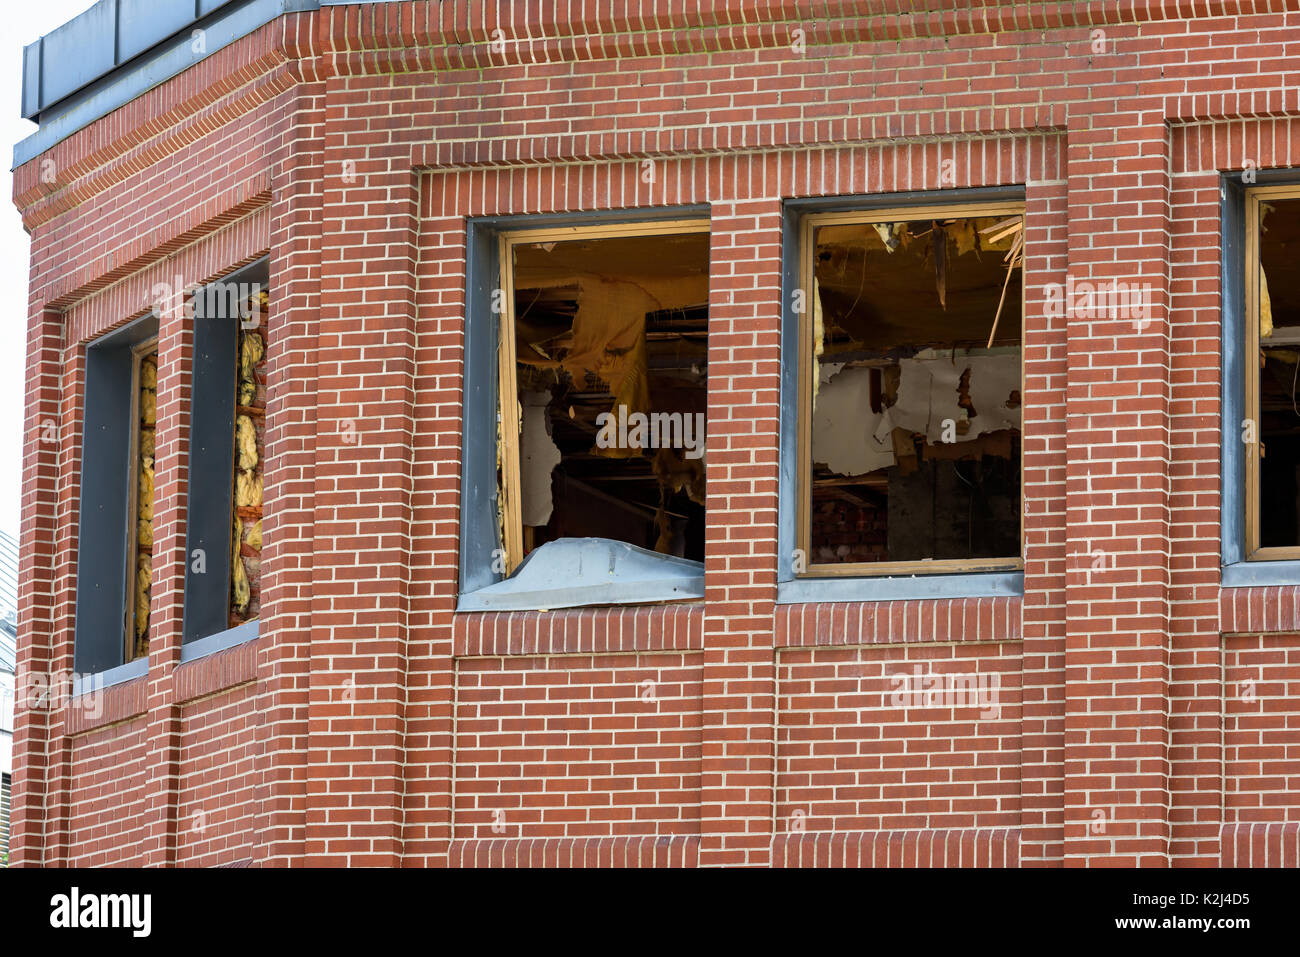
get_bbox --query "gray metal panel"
[458,220,501,597]
[181,261,263,643]
[777,203,799,582]
[74,312,158,675]
[37,1,119,111]
[777,571,1024,604]
[21,43,42,121]
[118,0,200,63]
[457,539,705,612]
[16,0,320,165]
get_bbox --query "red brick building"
[10,0,1300,868]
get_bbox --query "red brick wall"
[176,686,260,868]
[13,1,1300,868]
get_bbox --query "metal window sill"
[776,570,1024,604]
[72,656,147,696]
[1222,560,1300,588]
[179,619,259,663]
[457,537,705,612]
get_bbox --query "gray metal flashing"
[1222,560,1300,589]
[457,538,704,612]
[777,185,1029,598]
[179,618,258,662]
[72,655,146,696]
[777,571,1024,604]
[15,0,319,170]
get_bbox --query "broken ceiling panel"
[813,365,896,475]
[890,352,1021,444]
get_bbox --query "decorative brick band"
[173,639,259,705]
[448,834,700,867]
[772,828,1021,867]
[1172,114,1300,174]
[1219,822,1300,867]
[453,604,704,657]
[776,598,1022,648]
[63,675,146,736]
[413,121,1068,173]
[63,206,270,344]
[322,0,1272,73]
[1220,586,1300,636]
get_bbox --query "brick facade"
[11,0,1300,867]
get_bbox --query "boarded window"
[498,224,710,574]
[801,207,1024,574]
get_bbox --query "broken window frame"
[794,199,1027,578]
[493,217,712,576]
[1243,183,1300,561]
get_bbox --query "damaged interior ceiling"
[1258,197,1300,547]
[809,213,1023,567]
[510,230,710,563]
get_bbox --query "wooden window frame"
[1244,183,1300,560]
[795,200,1027,578]
[494,218,712,575]
[123,335,158,661]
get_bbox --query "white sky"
[1,1,101,537]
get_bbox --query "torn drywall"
[813,364,896,475]
[520,389,562,527]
